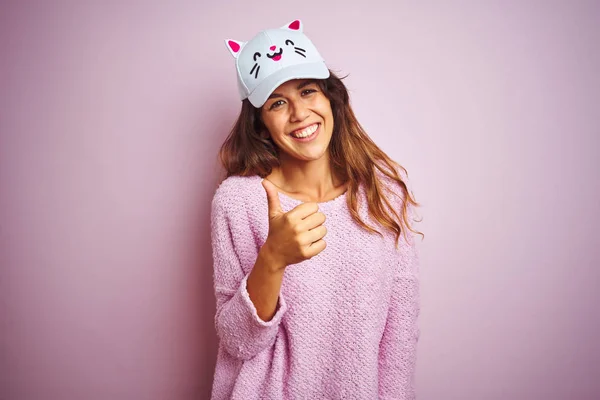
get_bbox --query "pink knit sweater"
[210,174,420,399]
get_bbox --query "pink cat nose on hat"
[224,19,330,108]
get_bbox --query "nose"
[270,45,276,51]
[289,100,310,122]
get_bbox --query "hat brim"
[247,62,330,108]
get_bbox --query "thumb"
[262,179,283,219]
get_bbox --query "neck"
[269,154,346,202]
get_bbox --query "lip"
[289,123,320,142]
[289,122,319,135]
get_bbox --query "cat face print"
[225,19,329,107]
[227,20,309,80]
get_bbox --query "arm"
[247,243,286,322]
[211,196,287,361]
[378,226,421,399]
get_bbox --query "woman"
[211,19,422,399]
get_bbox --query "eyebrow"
[268,80,317,99]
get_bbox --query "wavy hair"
[217,70,423,247]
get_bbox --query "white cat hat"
[225,19,330,108]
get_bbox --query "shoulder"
[211,174,262,215]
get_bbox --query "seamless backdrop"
[1,1,599,399]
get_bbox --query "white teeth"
[291,124,318,138]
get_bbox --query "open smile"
[289,123,320,142]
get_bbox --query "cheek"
[316,95,332,113]
[318,101,334,124]
[260,111,275,128]
[264,116,288,137]
[271,115,285,135]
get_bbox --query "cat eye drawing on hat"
[225,19,330,108]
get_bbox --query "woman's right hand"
[261,179,327,270]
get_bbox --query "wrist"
[259,242,286,273]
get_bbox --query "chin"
[295,149,330,162]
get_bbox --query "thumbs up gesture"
[261,179,328,269]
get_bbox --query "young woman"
[210,19,422,399]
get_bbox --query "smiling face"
[260,79,334,164]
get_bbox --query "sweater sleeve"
[378,210,421,399]
[210,191,287,361]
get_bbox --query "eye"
[269,100,285,110]
[253,52,261,61]
[301,88,317,96]
[285,39,294,46]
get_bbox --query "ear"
[281,19,303,32]
[224,39,245,58]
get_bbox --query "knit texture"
[210,174,420,400]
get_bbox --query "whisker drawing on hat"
[212,18,423,400]
[227,23,309,81]
[244,40,306,80]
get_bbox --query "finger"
[287,202,320,221]
[304,239,327,258]
[262,179,283,218]
[299,225,327,245]
[297,211,326,231]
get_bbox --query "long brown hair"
[217,70,423,248]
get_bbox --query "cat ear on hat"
[224,39,246,58]
[281,19,303,32]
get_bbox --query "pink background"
[1,2,599,399]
